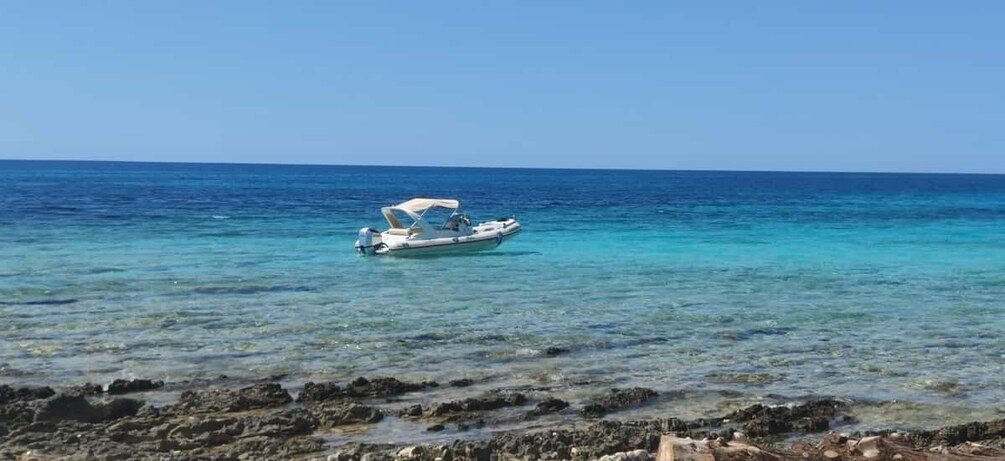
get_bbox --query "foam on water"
[1,161,1004,430]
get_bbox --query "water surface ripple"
[2,161,1003,429]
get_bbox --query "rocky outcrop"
[34,394,144,423]
[297,377,438,403]
[0,385,55,404]
[525,397,569,419]
[165,382,292,414]
[907,419,1005,448]
[311,401,384,426]
[106,378,163,394]
[581,387,659,419]
[2,379,1004,461]
[725,399,846,437]
[422,392,528,418]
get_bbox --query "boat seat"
[385,228,422,236]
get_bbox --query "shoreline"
[2,377,1003,460]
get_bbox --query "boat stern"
[354,227,383,255]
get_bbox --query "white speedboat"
[355,198,520,256]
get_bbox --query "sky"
[1,1,1003,173]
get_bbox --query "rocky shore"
[2,378,1003,460]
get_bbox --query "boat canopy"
[381,198,461,229]
[393,198,460,213]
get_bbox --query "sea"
[1,160,1003,435]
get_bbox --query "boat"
[355,198,521,256]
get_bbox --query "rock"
[0,385,55,405]
[298,377,438,403]
[712,440,777,460]
[427,424,445,432]
[601,449,651,461]
[656,436,713,461]
[656,436,781,461]
[525,397,569,419]
[544,347,570,356]
[398,404,423,418]
[856,435,881,458]
[64,383,103,396]
[725,399,845,437]
[581,402,608,419]
[106,379,164,395]
[397,445,424,459]
[822,450,839,459]
[297,381,345,403]
[312,402,383,426]
[907,418,1005,447]
[426,392,527,417]
[168,383,292,414]
[448,378,474,387]
[33,395,143,423]
[580,388,658,419]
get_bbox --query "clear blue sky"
[1,1,1003,173]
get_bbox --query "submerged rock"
[544,347,570,357]
[426,392,528,417]
[525,397,570,419]
[705,372,780,385]
[107,378,164,395]
[580,388,658,419]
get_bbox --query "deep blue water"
[1,160,1003,430]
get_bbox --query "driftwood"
[656,434,1005,461]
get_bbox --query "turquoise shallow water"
[1,160,1003,430]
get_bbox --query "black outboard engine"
[355,228,382,255]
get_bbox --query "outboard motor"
[355,228,381,255]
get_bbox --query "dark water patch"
[0,299,78,307]
[717,326,795,341]
[706,372,781,385]
[35,205,83,213]
[915,380,969,396]
[188,350,274,364]
[191,284,316,295]
[406,333,453,342]
[85,267,125,274]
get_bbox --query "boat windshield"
[419,207,455,229]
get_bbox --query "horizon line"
[2,157,1003,176]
